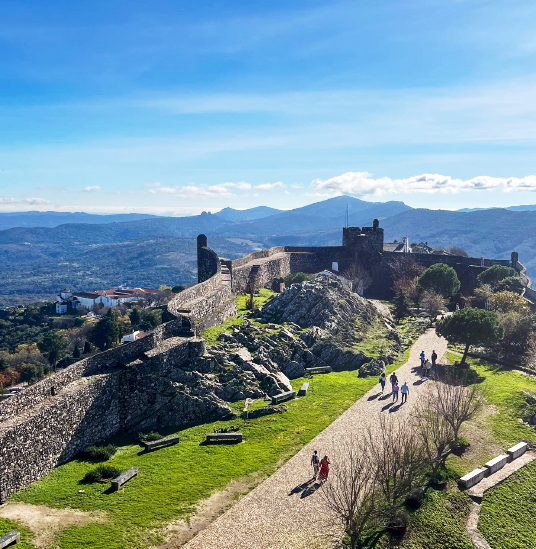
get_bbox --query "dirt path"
[179,329,447,549]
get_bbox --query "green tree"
[496,276,525,295]
[393,291,411,320]
[477,265,518,289]
[20,363,49,384]
[129,308,141,328]
[418,263,460,298]
[436,308,504,364]
[83,340,92,355]
[89,310,123,351]
[140,309,163,331]
[37,331,69,368]
[283,272,310,286]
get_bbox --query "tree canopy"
[477,265,519,289]
[436,308,504,364]
[37,331,69,368]
[89,310,123,351]
[418,263,460,298]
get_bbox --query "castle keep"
[0,220,526,502]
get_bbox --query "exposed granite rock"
[260,274,377,331]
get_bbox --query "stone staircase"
[220,260,232,286]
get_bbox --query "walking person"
[431,350,438,367]
[423,359,432,380]
[389,372,398,393]
[318,455,331,483]
[392,382,399,402]
[311,450,320,480]
[379,372,386,393]
[401,382,409,403]
[420,350,426,370]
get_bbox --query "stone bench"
[298,382,309,397]
[484,454,509,475]
[459,468,487,489]
[142,435,180,452]
[507,442,528,460]
[111,467,139,491]
[206,432,243,443]
[0,531,20,548]
[271,390,296,405]
[0,394,14,401]
[305,366,332,375]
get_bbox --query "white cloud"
[147,181,284,198]
[81,186,101,192]
[255,181,285,190]
[0,197,52,204]
[312,172,536,196]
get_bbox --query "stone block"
[271,390,296,405]
[459,468,486,489]
[507,442,528,461]
[111,467,139,491]
[298,382,309,396]
[0,531,20,548]
[484,454,509,475]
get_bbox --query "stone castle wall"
[0,338,205,502]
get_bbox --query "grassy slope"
[395,354,536,549]
[7,364,407,549]
[479,460,536,549]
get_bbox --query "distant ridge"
[214,206,282,221]
[0,211,158,231]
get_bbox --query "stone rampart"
[0,320,184,424]
[0,337,205,502]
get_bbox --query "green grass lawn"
[399,489,473,549]
[7,365,399,549]
[202,289,276,345]
[479,460,536,549]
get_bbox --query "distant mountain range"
[0,211,158,231]
[1,196,535,305]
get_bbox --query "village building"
[54,287,159,313]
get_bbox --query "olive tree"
[436,308,504,364]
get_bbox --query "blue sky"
[1,0,536,215]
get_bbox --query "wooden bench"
[0,531,20,548]
[142,435,180,451]
[206,432,243,443]
[111,467,139,491]
[298,382,309,396]
[271,390,296,405]
[305,366,332,375]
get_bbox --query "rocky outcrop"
[260,274,377,331]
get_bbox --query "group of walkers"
[379,372,410,403]
[420,349,437,380]
[308,349,440,483]
[310,450,330,482]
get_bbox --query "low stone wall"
[0,338,206,503]
[0,320,184,423]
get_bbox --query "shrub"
[83,444,117,461]
[138,431,162,442]
[83,465,121,483]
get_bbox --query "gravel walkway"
[183,329,447,549]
